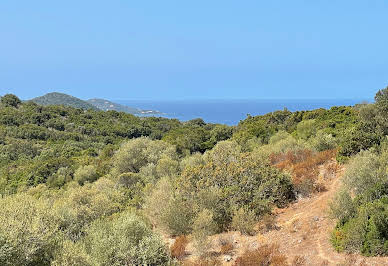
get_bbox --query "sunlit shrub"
[296,119,317,140]
[83,211,171,265]
[309,130,337,151]
[231,207,257,235]
[53,178,125,241]
[112,137,176,176]
[342,150,382,196]
[192,209,217,257]
[74,165,98,185]
[52,240,91,266]
[0,193,59,266]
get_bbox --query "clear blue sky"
[0,1,387,100]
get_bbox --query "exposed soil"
[172,163,388,265]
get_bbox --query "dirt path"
[229,167,388,265]
[179,165,388,265]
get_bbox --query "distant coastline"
[117,98,369,125]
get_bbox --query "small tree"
[231,207,257,235]
[1,94,21,108]
[192,209,217,257]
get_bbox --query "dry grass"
[234,243,288,266]
[271,149,337,196]
[171,235,189,259]
[218,235,234,255]
[291,255,306,266]
[184,258,221,266]
[259,214,278,232]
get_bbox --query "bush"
[231,207,257,235]
[332,197,388,256]
[83,211,171,265]
[203,140,241,166]
[74,165,98,185]
[1,94,21,108]
[296,119,317,140]
[192,209,217,257]
[180,152,206,170]
[178,151,294,231]
[342,150,382,196]
[272,149,336,196]
[309,130,337,151]
[329,190,356,224]
[269,130,291,144]
[52,240,91,266]
[52,178,125,241]
[0,193,59,266]
[162,195,196,236]
[112,137,176,176]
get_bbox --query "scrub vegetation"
[0,86,387,264]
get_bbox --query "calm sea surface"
[116,99,366,126]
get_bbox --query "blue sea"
[116,99,367,126]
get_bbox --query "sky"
[0,0,387,101]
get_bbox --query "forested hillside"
[87,98,160,115]
[31,92,99,110]
[0,88,387,265]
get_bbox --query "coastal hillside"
[0,87,388,265]
[87,98,160,115]
[31,92,99,110]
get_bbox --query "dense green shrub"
[309,130,337,151]
[83,212,170,265]
[0,94,21,108]
[74,165,98,185]
[0,193,59,266]
[192,209,217,256]
[231,207,257,235]
[148,141,295,234]
[331,146,388,255]
[112,137,177,175]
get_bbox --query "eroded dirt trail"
[231,167,388,265]
[177,165,388,265]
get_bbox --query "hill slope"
[87,98,160,115]
[31,92,99,110]
[177,163,388,265]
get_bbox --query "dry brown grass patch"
[170,235,189,259]
[234,243,288,266]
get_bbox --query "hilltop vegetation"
[30,92,160,115]
[0,87,387,264]
[87,98,160,115]
[31,92,99,110]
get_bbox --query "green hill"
[87,98,160,115]
[30,92,99,110]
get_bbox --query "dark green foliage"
[0,94,21,108]
[162,125,212,154]
[31,92,99,110]
[2,89,388,263]
[0,97,225,193]
[87,98,160,114]
[233,106,358,152]
[332,197,388,256]
[331,147,388,255]
[169,145,294,233]
[338,86,388,158]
